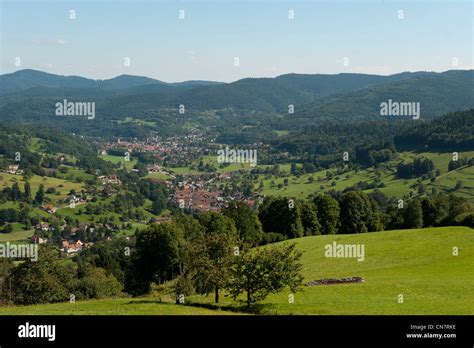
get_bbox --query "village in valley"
[0,129,260,258]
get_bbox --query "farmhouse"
[61,239,84,254]
[35,223,51,232]
[5,164,21,174]
[31,235,48,244]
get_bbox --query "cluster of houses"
[31,221,95,254]
[61,239,94,254]
[173,185,224,211]
[146,164,176,179]
[98,130,206,168]
[97,174,121,186]
[172,172,255,212]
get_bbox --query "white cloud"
[57,39,67,45]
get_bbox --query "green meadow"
[146,171,171,180]
[1,226,472,315]
[99,154,137,170]
[0,226,33,242]
[259,152,474,203]
[187,226,474,315]
[0,173,84,201]
[0,297,237,315]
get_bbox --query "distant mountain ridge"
[0,69,472,138]
[0,69,222,96]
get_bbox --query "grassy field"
[259,152,474,202]
[3,226,472,315]
[0,173,84,201]
[262,226,474,315]
[401,151,474,174]
[56,167,94,182]
[274,130,290,137]
[118,117,157,127]
[188,226,474,315]
[434,165,474,201]
[100,154,137,170]
[0,226,33,242]
[0,297,237,315]
[169,155,278,175]
[0,202,48,242]
[146,172,171,180]
[259,166,418,199]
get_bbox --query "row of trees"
[396,158,436,179]
[448,157,474,171]
[258,190,473,239]
[127,211,303,307]
[0,182,45,206]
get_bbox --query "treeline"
[395,109,474,152]
[449,157,474,171]
[257,190,473,240]
[0,246,123,305]
[396,158,436,179]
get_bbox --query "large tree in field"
[151,190,167,215]
[24,181,32,203]
[172,212,204,243]
[421,197,437,227]
[339,191,381,234]
[300,202,321,236]
[34,184,45,205]
[258,197,303,238]
[222,201,263,248]
[228,243,304,307]
[128,222,183,295]
[189,212,238,303]
[402,199,423,229]
[313,194,339,234]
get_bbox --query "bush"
[9,246,73,305]
[175,274,194,300]
[454,212,474,228]
[261,232,287,245]
[72,266,123,300]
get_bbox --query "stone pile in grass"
[305,277,364,286]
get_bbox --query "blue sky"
[0,0,472,82]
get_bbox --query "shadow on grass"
[120,298,271,315]
[183,301,268,315]
[122,300,174,305]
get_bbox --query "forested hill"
[0,69,221,96]
[0,69,472,138]
[272,109,474,166]
[284,70,474,128]
[394,109,474,151]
